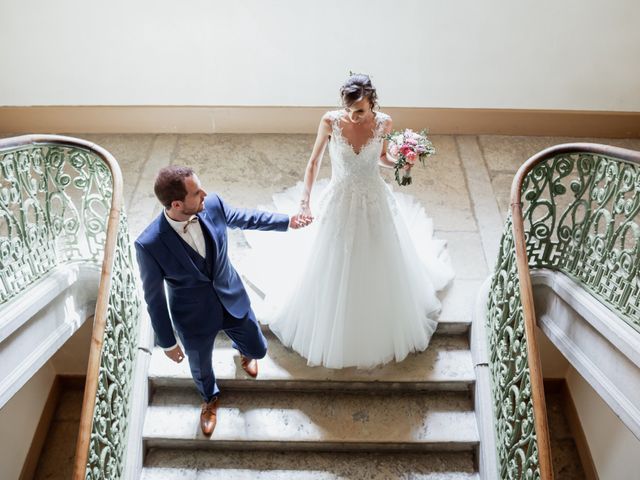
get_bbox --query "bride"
[243,73,454,369]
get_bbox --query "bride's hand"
[290,200,313,229]
[290,212,313,229]
[299,200,312,219]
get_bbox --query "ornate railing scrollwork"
[0,135,141,480]
[486,143,640,479]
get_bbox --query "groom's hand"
[290,214,313,229]
[165,345,185,363]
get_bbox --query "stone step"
[143,388,479,452]
[141,449,480,480]
[149,331,474,393]
[435,319,471,335]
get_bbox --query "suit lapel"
[158,213,210,282]
[198,211,220,258]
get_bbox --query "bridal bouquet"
[385,129,436,186]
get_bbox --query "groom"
[135,166,310,436]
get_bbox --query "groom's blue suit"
[135,193,289,401]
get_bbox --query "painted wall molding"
[1,106,638,137]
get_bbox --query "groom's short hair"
[154,166,195,209]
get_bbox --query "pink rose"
[400,145,414,156]
[405,137,418,146]
[406,151,418,164]
[390,144,399,156]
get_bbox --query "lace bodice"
[326,110,391,185]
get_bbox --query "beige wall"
[0,0,639,111]
[0,321,91,479]
[567,367,640,480]
[537,327,570,379]
[51,319,92,376]
[0,363,56,480]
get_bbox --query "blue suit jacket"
[135,193,289,348]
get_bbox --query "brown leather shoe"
[200,398,218,436]
[241,356,258,378]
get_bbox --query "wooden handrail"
[72,140,123,479]
[0,134,124,479]
[509,142,640,480]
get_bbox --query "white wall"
[0,0,638,111]
[0,362,56,480]
[567,367,640,480]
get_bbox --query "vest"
[179,219,215,278]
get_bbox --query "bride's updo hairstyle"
[340,73,378,110]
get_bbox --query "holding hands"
[289,198,313,229]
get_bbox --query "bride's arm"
[378,117,397,169]
[299,114,332,216]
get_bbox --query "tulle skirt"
[241,177,454,369]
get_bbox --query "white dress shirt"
[161,209,207,352]
[163,209,207,258]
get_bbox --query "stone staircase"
[140,316,481,479]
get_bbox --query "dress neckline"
[333,111,381,156]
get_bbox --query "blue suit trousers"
[180,307,267,402]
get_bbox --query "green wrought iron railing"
[0,135,141,480]
[486,143,640,479]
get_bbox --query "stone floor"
[546,390,588,479]
[33,385,83,479]
[27,132,640,478]
[73,133,640,268]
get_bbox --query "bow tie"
[183,215,199,233]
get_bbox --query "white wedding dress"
[242,110,454,369]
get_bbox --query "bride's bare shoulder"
[376,111,393,133]
[376,111,392,123]
[322,110,342,122]
[320,110,341,130]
